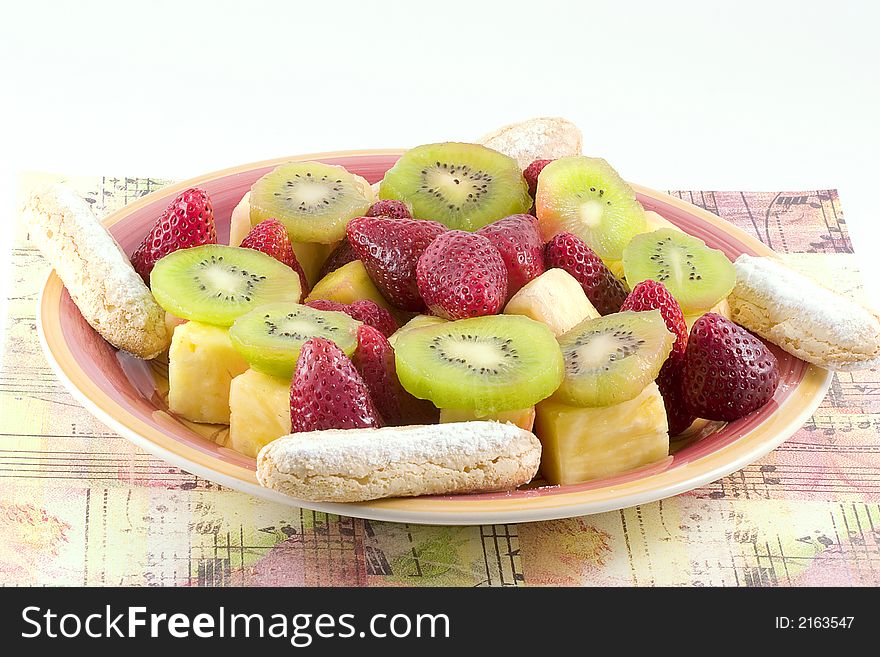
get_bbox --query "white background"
[2,0,879,311]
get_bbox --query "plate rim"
[35,150,834,525]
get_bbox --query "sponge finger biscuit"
[728,255,880,371]
[477,117,582,169]
[257,421,541,503]
[23,184,170,359]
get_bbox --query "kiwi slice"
[229,303,360,378]
[378,142,531,232]
[249,162,372,243]
[555,310,673,407]
[150,245,302,327]
[622,229,736,314]
[535,157,646,260]
[393,315,563,415]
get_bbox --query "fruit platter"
[31,119,880,524]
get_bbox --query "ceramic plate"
[37,150,833,525]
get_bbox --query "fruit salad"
[30,118,880,504]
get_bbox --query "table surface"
[1,173,878,587]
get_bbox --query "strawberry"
[353,324,438,425]
[348,300,398,337]
[682,313,780,422]
[366,199,412,219]
[621,279,693,435]
[416,230,508,320]
[131,187,217,283]
[346,216,447,311]
[305,298,398,338]
[290,337,383,432]
[523,159,553,198]
[240,218,309,298]
[476,214,546,298]
[620,280,688,359]
[317,238,359,280]
[657,362,695,437]
[544,232,627,315]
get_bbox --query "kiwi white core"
[432,334,515,377]
[292,179,339,207]
[578,199,605,227]
[423,166,490,208]
[200,264,256,298]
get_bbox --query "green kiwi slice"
[535,157,646,260]
[150,245,302,327]
[622,229,736,314]
[556,310,673,407]
[249,162,372,243]
[229,303,360,378]
[378,142,532,231]
[393,315,563,415]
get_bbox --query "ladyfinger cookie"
[256,422,541,503]
[477,117,582,169]
[23,184,170,359]
[728,254,880,371]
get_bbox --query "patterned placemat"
[1,174,877,587]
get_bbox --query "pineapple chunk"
[168,321,249,424]
[684,297,731,331]
[229,369,292,458]
[306,259,393,311]
[644,210,684,234]
[504,268,600,336]
[228,192,252,247]
[534,382,669,485]
[291,240,338,288]
[439,407,535,431]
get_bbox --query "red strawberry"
[317,238,359,280]
[290,337,383,432]
[621,280,688,359]
[347,216,448,311]
[353,324,438,425]
[131,187,216,283]
[544,232,627,315]
[305,298,398,338]
[621,279,693,435]
[366,199,412,219]
[657,362,695,437]
[416,230,508,320]
[523,159,553,198]
[476,214,546,298]
[682,313,780,421]
[348,300,398,337]
[240,218,309,298]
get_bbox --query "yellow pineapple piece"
[644,210,683,233]
[504,268,600,336]
[534,382,669,485]
[228,192,252,247]
[291,240,338,288]
[229,369,292,458]
[439,407,536,431]
[306,259,393,311]
[388,314,448,347]
[168,321,248,424]
[684,297,731,331]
